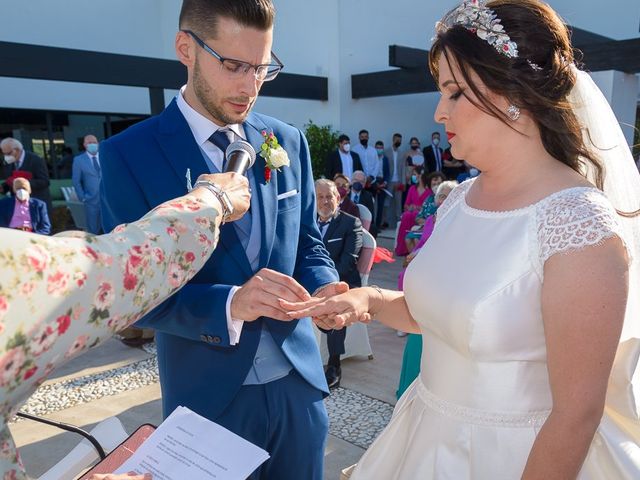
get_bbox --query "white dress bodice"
[351,178,639,479]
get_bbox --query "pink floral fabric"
[0,196,220,478]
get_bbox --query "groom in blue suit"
[100,1,340,478]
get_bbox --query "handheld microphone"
[224,140,256,175]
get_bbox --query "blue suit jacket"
[0,196,51,234]
[100,99,338,420]
[72,152,102,206]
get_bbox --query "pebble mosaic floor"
[15,343,394,449]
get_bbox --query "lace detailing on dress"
[416,381,550,428]
[535,188,626,269]
[436,179,474,223]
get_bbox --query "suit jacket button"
[200,334,208,342]
[212,336,222,344]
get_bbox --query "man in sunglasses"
[100,1,340,478]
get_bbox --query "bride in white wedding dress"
[284,1,640,478]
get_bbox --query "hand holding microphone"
[190,141,256,223]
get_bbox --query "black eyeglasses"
[183,30,283,82]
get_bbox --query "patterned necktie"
[435,146,441,171]
[210,129,253,252]
[91,155,101,174]
[209,129,231,171]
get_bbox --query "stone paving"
[15,342,395,451]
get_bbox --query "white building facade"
[0,0,638,173]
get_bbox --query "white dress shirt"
[338,149,354,180]
[176,86,249,345]
[352,144,380,178]
[391,148,399,182]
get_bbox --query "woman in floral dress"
[0,172,250,479]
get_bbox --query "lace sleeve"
[435,178,474,223]
[534,188,629,275]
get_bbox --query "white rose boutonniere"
[259,130,290,183]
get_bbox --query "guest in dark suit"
[333,173,361,219]
[315,179,363,388]
[1,138,51,214]
[0,177,51,234]
[423,131,444,174]
[351,170,376,236]
[325,134,363,180]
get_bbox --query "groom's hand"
[231,268,311,321]
[313,281,350,299]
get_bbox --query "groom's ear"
[175,31,196,69]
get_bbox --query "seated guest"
[333,173,360,219]
[405,172,446,252]
[394,167,435,256]
[315,179,363,389]
[351,170,376,235]
[1,137,52,214]
[0,177,50,234]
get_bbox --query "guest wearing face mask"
[383,133,405,227]
[404,137,425,206]
[352,129,379,182]
[350,170,376,226]
[423,131,445,174]
[1,137,51,214]
[73,134,103,234]
[325,134,363,181]
[333,173,361,219]
[395,167,431,256]
[373,141,391,231]
[0,177,51,234]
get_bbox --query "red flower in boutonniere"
[259,130,290,183]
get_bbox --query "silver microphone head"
[225,140,256,169]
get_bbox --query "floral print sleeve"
[0,196,220,479]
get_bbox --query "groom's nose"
[238,72,261,99]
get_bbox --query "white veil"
[568,67,640,419]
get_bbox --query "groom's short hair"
[179,0,275,39]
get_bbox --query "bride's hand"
[280,288,375,330]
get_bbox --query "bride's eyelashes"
[449,90,463,100]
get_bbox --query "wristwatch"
[193,180,234,222]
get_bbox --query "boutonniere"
[259,130,290,183]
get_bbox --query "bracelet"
[193,180,234,223]
[368,284,384,315]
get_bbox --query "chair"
[61,186,88,231]
[315,229,375,362]
[357,204,372,231]
[357,229,376,287]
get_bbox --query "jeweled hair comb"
[436,0,541,70]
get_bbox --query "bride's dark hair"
[428,0,605,191]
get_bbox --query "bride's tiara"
[436,0,542,70]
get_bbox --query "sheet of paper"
[115,406,270,480]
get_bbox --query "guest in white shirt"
[352,129,379,181]
[384,133,405,225]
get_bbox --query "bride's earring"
[506,104,521,121]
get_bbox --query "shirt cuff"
[226,286,245,345]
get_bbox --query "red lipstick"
[447,132,456,141]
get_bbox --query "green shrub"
[303,120,340,179]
